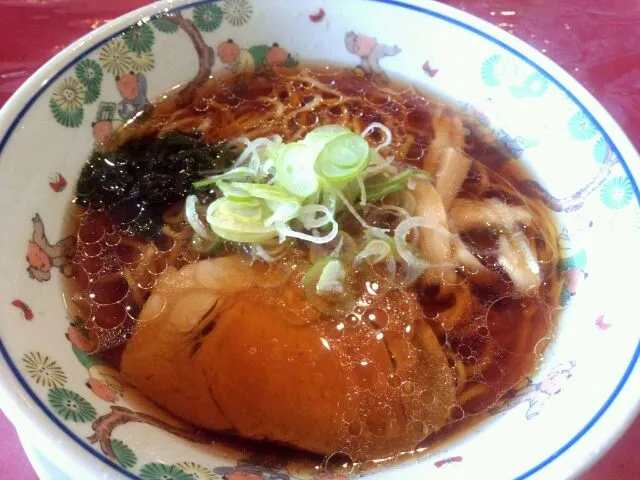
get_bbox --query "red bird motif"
[423,60,439,78]
[434,456,463,468]
[309,8,326,23]
[595,314,611,331]
[11,299,34,320]
[49,172,67,192]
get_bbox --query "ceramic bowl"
[0,1,638,479]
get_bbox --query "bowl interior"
[0,1,639,479]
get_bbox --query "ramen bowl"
[0,1,638,479]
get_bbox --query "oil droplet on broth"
[363,307,389,329]
[323,451,354,475]
[448,404,465,421]
[81,256,104,274]
[104,232,121,246]
[89,275,129,305]
[181,247,200,264]
[115,243,144,264]
[387,373,402,388]
[400,381,415,395]
[78,219,105,244]
[419,389,435,405]
[82,242,104,258]
[147,257,167,276]
[480,361,503,383]
[153,234,175,253]
[91,302,128,329]
[407,420,428,441]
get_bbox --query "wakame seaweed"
[75,132,237,236]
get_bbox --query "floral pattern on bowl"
[0,1,638,479]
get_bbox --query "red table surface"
[0,1,638,479]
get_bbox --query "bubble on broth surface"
[88,275,129,305]
[78,218,106,244]
[91,302,128,329]
[115,243,144,264]
[457,343,473,358]
[181,247,200,264]
[79,256,104,275]
[147,256,168,276]
[419,389,435,406]
[480,361,503,383]
[447,404,465,421]
[477,324,490,337]
[81,242,105,258]
[324,451,355,475]
[387,373,402,389]
[400,381,415,395]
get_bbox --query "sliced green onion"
[316,259,346,295]
[191,121,437,284]
[393,216,449,272]
[356,175,367,206]
[365,168,420,201]
[321,190,337,214]
[210,223,278,243]
[216,181,253,201]
[228,182,301,204]
[334,188,376,231]
[185,195,214,240]
[206,198,278,243]
[275,217,338,244]
[315,133,370,183]
[297,204,333,230]
[275,142,319,198]
[254,243,287,263]
[353,239,392,266]
[193,167,257,188]
[302,257,353,315]
[216,198,264,223]
[264,201,301,226]
[360,122,392,150]
[364,150,395,177]
[231,137,273,168]
[302,124,351,153]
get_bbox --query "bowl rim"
[0,0,638,479]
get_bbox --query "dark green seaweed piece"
[75,132,237,237]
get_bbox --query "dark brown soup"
[63,65,562,477]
